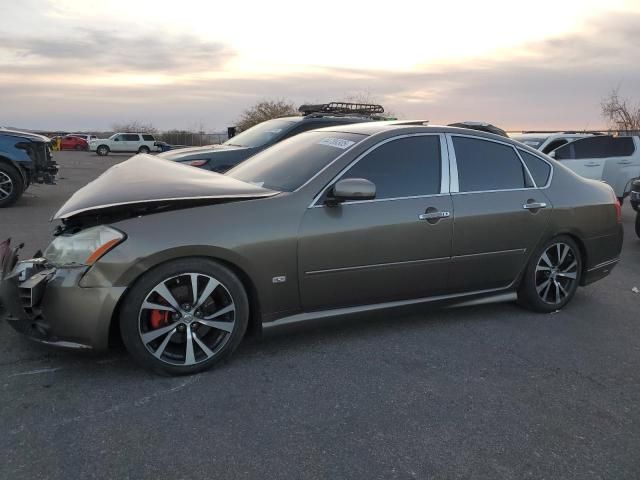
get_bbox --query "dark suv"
[0,129,58,207]
[158,103,390,172]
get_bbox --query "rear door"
[601,137,640,197]
[448,135,553,292]
[298,134,453,310]
[552,136,613,180]
[123,134,141,151]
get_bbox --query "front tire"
[120,258,249,375]
[0,163,24,208]
[635,213,640,239]
[138,146,150,154]
[96,145,110,156]
[518,235,582,313]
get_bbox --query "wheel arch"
[108,252,263,348]
[0,155,28,184]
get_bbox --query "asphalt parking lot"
[1,150,639,479]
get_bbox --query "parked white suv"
[89,133,159,156]
[511,132,593,154]
[549,135,640,201]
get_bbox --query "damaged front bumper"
[0,247,126,351]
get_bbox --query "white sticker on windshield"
[523,141,539,146]
[249,181,265,187]
[318,137,356,149]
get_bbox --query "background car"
[158,102,388,172]
[511,132,593,154]
[68,133,97,143]
[89,133,159,156]
[0,129,58,207]
[549,135,640,201]
[0,122,622,374]
[56,135,88,151]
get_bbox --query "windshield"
[224,118,297,148]
[512,136,546,149]
[227,131,367,192]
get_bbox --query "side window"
[142,134,155,141]
[541,138,568,154]
[124,134,141,141]
[453,137,526,192]
[553,136,635,159]
[611,137,635,156]
[518,149,552,187]
[340,135,441,200]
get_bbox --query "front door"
[447,135,552,292]
[298,134,453,311]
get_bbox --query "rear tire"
[120,258,249,375]
[0,163,24,208]
[518,235,582,313]
[96,145,109,156]
[138,146,150,154]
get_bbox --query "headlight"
[44,226,125,266]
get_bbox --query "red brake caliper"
[150,310,170,329]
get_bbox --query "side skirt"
[262,288,517,332]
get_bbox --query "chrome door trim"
[308,133,448,209]
[308,192,451,209]
[305,256,450,276]
[452,248,526,259]
[447,133,556,193]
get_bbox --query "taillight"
[611,189,622,223]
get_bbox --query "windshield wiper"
[225,143,243,147]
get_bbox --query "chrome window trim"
[307,133,448,209]
[447,133,555,194]
[515,147,554,189]
[445,135,459,193]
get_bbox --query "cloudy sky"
[1,0,639,131]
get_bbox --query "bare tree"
[111,121,157,134]
[601,88,640,132]
[235,99,297,131]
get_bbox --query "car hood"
[158,143,246,161]
[0,129,50,143]
[53,154,279,220]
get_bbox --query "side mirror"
[327,178,376,205]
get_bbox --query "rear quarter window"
[142,134,155,141]
[518,149,552,187]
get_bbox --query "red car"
[56,135,89,150]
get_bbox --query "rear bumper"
[0,258,125,351]
[582,258,619,285]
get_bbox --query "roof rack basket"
[298,102,385,117]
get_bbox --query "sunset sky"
[1,0,639,131]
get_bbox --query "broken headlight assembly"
[43,226,125,266]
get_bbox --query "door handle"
[419,211,451,220]
[617,160,632,165]
[585,162,600,167]
[523,202,547,210]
